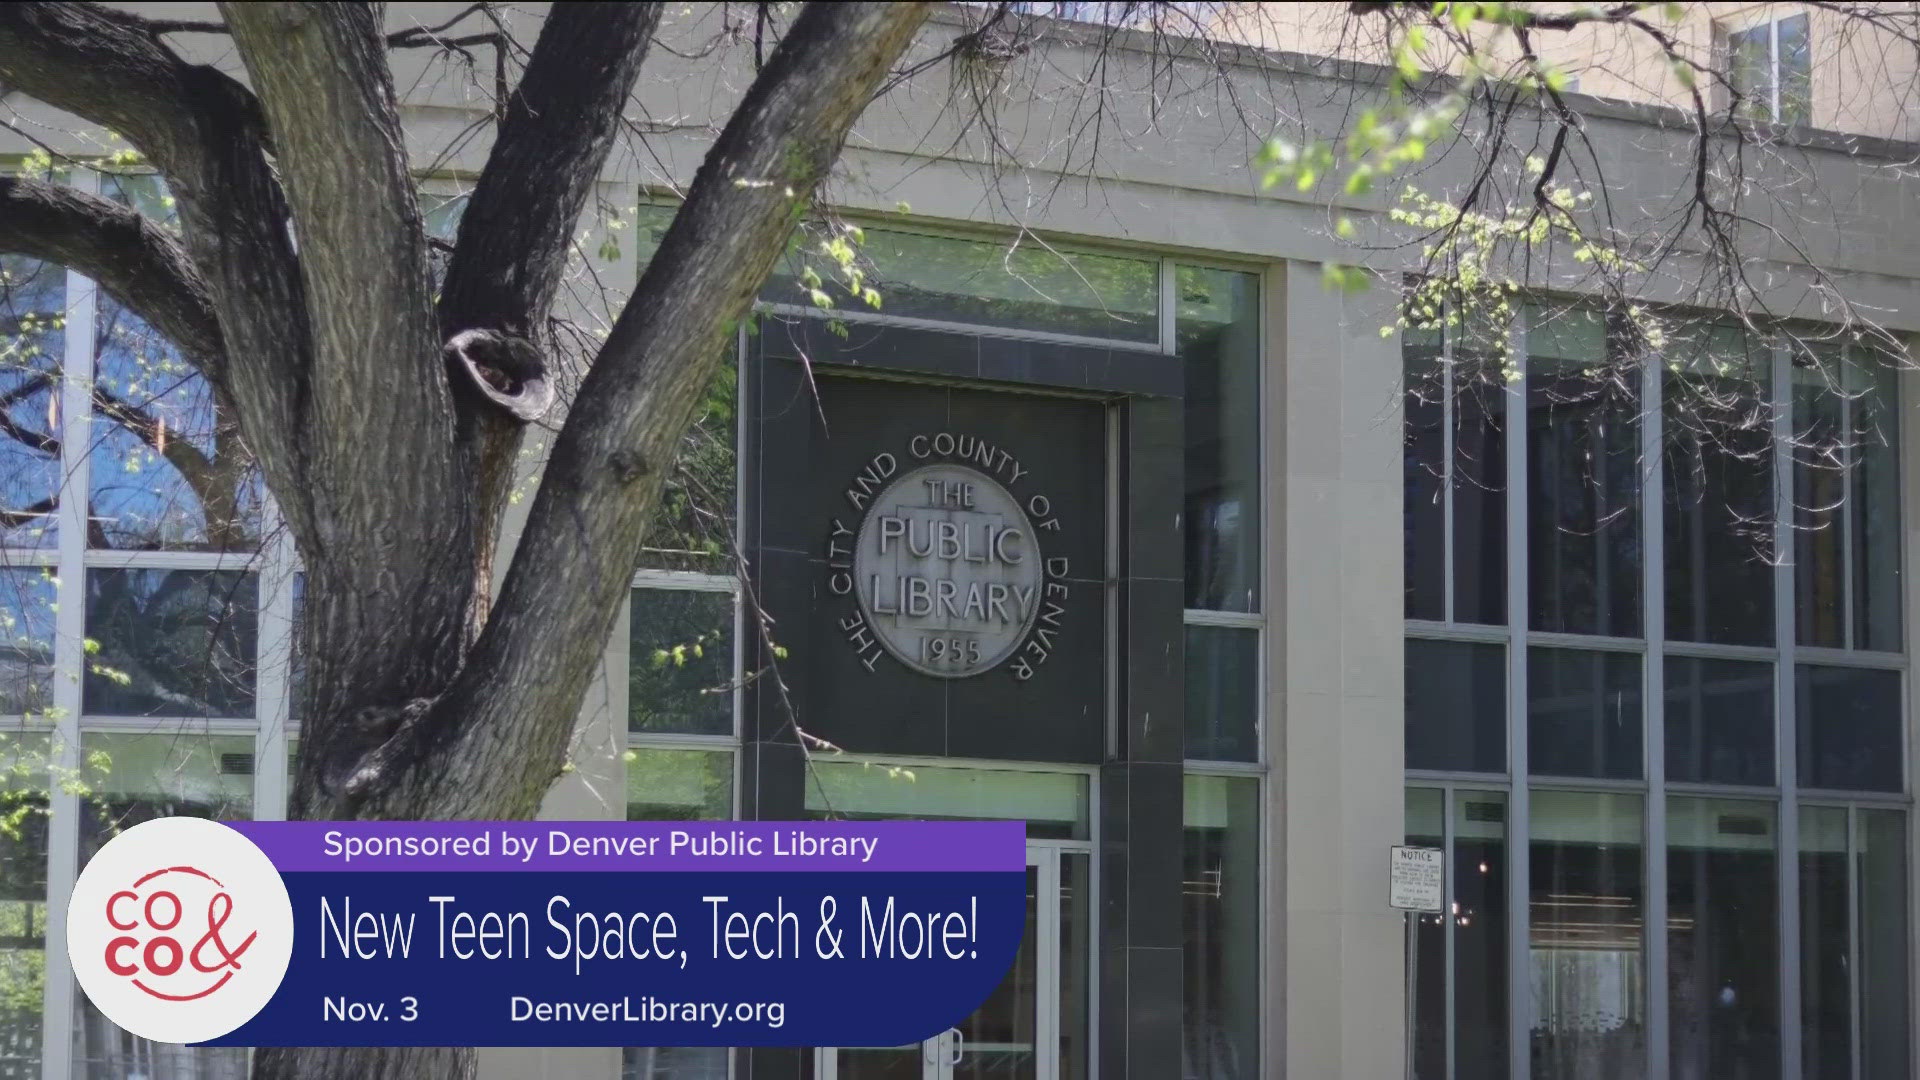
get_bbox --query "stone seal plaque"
[851,463,1042,678]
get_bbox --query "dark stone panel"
[742,547,814,744]
[757,313,1181,397]
[1101,348,1185,399]
[1122,762,1185,949]
[1122,578,1185,764]
[1124,946,1187,1078]
[1099,942,1131,1076]
[738,1046,808,1080]
[1125,401,1185,584]
[748,371,1110,763]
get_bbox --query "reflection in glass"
[639,364,737,574]
[1403,323,1507,625]
[1185,625,1258,762]
[624,747,732,822]
[1850,356,1902,652]
[1664,657,1774,787]
[953,864,1040,1078]
[1529,790,1645,1079]
[0,734,48,1078]
[1776,14,1812,124]
[76,731,251,1080]
[1800,805,1851,1080]
[1664,327,1773,645]
[0,252,64,548]
[93,175,261,551]
[804,761,1089,841]
[1528,648,1643,780]
[1795,348,1902,652]
[0,570,54,717]
[1858,810,1910,1079]
[83,569,259,719]
[1796,664,1901,793]
[1405,327,1446,621]
[1527,307,1640,636]
[629,588,734,736]
[765,227,1159,344]
[1184,775,1260,1079]
[1455,791,1510,1078]
[1405,638,1505,774]
[1667,797,1778,1079]
[1180,267,1260,613]
[622,747,730,1080]
[1060,852,1090,1080]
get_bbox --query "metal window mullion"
[254,503,295,820]
[1849,805,1864,1080]
[1644,342,1670,1080]
[1843,347,1859,650]
[1505,308,1532,1080]
[1775,337,1805,1079]
[1442,783,1457,1080]
[1443,325,1456,624]
[40,165,99,1080]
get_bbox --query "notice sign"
[1388,845,1444,912]
[67,818,1026,1048]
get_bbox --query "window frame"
[1402,301,1911,1080]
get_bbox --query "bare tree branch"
[390,1,935,818]
[0,175,223,373]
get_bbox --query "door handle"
[947,1027,964,1067]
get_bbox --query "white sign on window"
[1389,845,1445,912]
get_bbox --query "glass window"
[624,747,733,822]
[0,734,49,1079]
[1800,804,1852,1080]
[1402,320,1507,625]
[1529,790,1646,1080]
[1405,638,1506,774]
[639,365,737,574]
[1404,327,1446,621]
[1180,266,1260,613]
[1405,788,1445,1080]
[1851,355,1902,652]
[764,227,1159,344]
[0,569,54,717]
[0,252,64,548]
[75,731,252,1080]
[92,175,262,552]
[1666,797,1779,1079]
[1800,806,1911,1080]
[1664,327,1774,645]
[1727,14,1811,123]
[1528,648,1643,780]
[1527,307,1641,637]
[628,588,734,737]
[1664,656,1774,787]
[83,569,258,719]
[1183,774,1260,1080]
[1796,665,1902,793]
[1795,347,1902,652]
[1859,809,1910,1079]
[1453,790,1510,1077]
[1185,624,1258,762]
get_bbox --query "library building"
[0,4,1917,1080]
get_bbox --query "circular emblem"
[853,463,1042,678]
[69,817,293,1044]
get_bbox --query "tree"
[0,3,1913,1078]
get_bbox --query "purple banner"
[227,820,1024,873]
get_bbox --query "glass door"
[823,845,1087,1079]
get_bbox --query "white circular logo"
[854,463,1043,677]
[69,817,293,1044]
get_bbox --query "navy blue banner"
[201,869,1026,1047]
